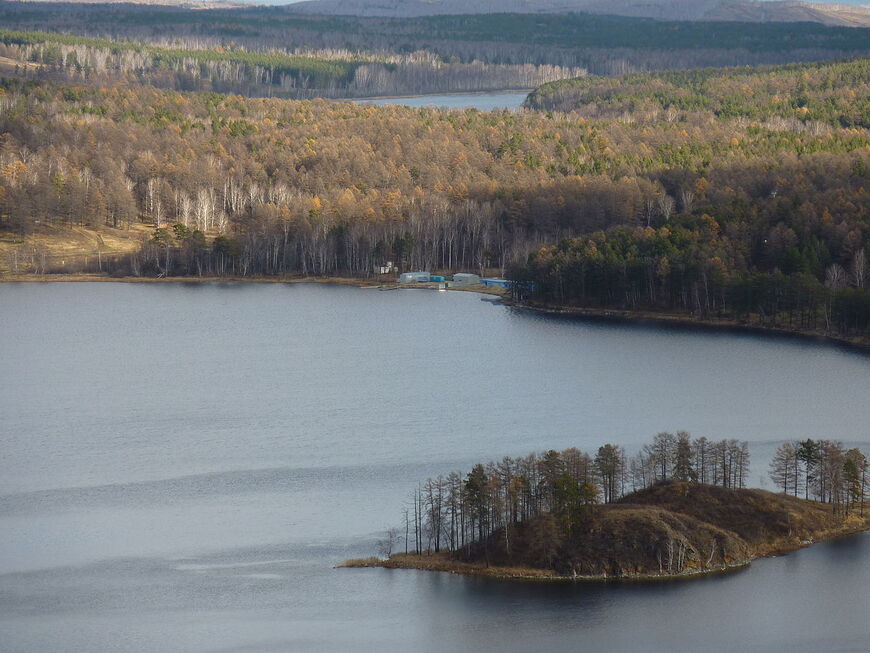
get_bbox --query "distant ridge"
[12,0,250,8]
[287,0,870,27]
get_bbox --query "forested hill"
[511,58,870,341]
[1,57,868,338]
[525,58,870,124]
[288,0,870,28]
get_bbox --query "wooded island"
[344,433,869,580]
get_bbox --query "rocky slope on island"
[349,482,870,580]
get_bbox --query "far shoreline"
[0,273,381,286]
[0,273,508,296]
[506,300,870,353]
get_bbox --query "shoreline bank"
[0,272,511,297]
[340,520,870,583]
[508,300,870,352]
[0,273,380,286]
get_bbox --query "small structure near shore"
[375,261,397,274]
[398,271,430,283]
[481,277,512,289]
[452,273,481,286]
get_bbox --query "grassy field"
[0,223,152,274]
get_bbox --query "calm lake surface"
[1,282,869,653]
[356,91,529,110]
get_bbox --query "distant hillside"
[3,3,868,79]
[13,0,248,7]
[11,0,870,26]
[288,0,870,27]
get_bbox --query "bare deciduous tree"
[852,249,866,289]
[376,527,400,559]
[657,194,675,222]
[825,263,847,290]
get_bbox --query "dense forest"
[1,56,868,336]
[525,60,870,126]
[381,432,867,577]
[0,2,868,83]
[510,60,870,338]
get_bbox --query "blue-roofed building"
[480,278,512,289]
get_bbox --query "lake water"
[1,282,869,652]
[356,91,529,110]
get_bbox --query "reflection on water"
[1,283,869,652]
[5,536,867,652]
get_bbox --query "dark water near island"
[1,282,869,653]
[356,91,529,110]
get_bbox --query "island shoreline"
[340,521,870,584]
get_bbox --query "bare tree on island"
[770,440,868,516]
[391,430,766,561]
[377,527,400,559]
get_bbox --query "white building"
[451,273,481,286]
[375,261,397,274]
[398,271,430,283]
